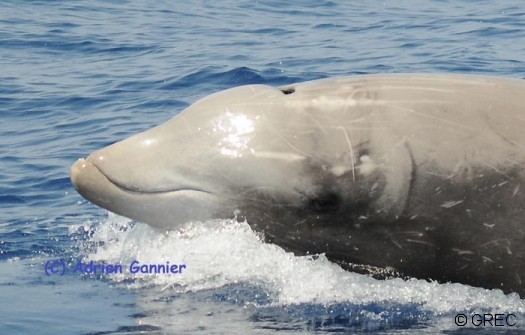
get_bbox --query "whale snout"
[70,157,226,229]
[71,158,115,207]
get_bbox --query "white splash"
[77,212,525,314]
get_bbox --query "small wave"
[161,67,265,91]
[0,195,26,205]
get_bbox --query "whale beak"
[70,157,223,229]
[71,158,116,208]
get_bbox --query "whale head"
[71,81,397,234]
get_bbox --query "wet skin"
[71,74,525,296]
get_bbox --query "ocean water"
[1,1,525,334]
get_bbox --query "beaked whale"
[71,73,525,296]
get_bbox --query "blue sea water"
[1,1,525,334]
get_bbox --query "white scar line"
[338,126,356,182]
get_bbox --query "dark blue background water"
[1,1,525,334]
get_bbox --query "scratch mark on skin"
[391,240,403,249]
[304,113,328,136]
[479,160,510,178]
[482,110,525,149]
[261,110,312,158]
[513,184,520,197]
[482,256,495,263]
[389,104,476,131]
[494,180,509,188]
[479,239,512,255]
[441,200,464,208]
[425,171,449,178]
[293,217,310,227]
[405,239,436,248]
[398,230,425,237]
[451,248,475,255]
[337,126,356,182]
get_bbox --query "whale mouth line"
[83,158,213,196]
[113,183,213,196]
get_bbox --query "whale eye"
[281,87,295,95]
[308,192,340,213]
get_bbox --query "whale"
[71,73,525,296]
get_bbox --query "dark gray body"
[71,74,525,296]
